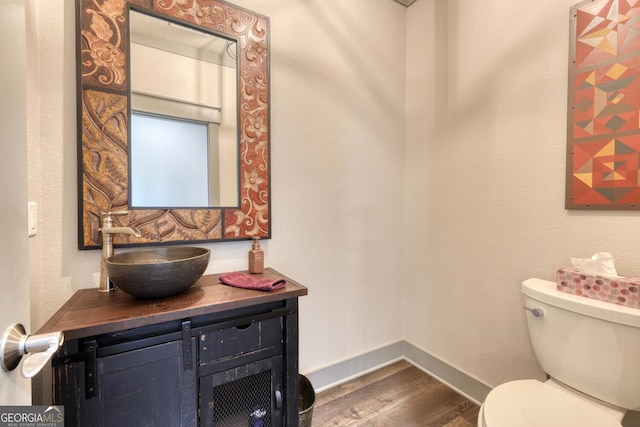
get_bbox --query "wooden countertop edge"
[36,289,85,336]
[36,268,308,340]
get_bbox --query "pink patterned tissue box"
[557,268,640,308]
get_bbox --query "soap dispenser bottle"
[248,237,264,274]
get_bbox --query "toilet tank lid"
[522,278,640,328]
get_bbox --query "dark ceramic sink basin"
[105,247,210,298]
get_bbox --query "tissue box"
[557,267,640,308]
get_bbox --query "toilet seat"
[481,380,621,427]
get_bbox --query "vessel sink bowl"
[105,247,210,299]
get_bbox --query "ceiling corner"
[393,0,418,7]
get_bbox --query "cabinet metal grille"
[212,370,272,426]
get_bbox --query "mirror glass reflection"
[129,10,239,208]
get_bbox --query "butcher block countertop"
[37,267,308,340]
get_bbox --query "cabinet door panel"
[87,339,196,426]
[200,355,284,427]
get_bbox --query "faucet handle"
[101,211,129,228]
[101,211,128,218]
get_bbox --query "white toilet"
[478,278,640,427]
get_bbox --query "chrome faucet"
[99,211,141,292]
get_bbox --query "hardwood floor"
[312,360,479,427]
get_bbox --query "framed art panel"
[566,0,640,209]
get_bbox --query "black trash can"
[298,374,315,427]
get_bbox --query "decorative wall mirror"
[77,0,270,249]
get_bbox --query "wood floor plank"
[458,402,480,425]
[442,416,475,427]
[363,379,476,426]
[314,367,438,425]
[314,360,412,407]
[313,361,479,427]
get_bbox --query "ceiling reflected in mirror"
[130,10,236,68]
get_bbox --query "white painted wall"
[131,43,224,109]
[25,0,640,396]
[405,0,640,388]
[256,0,407,372]
[27,0,407,379]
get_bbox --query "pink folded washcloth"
[219,272,286,291]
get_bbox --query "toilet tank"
[522,278,640,411]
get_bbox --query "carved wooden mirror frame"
[77,0,270,249]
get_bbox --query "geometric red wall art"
[567,0,640,208]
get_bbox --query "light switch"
[28,202,37,237]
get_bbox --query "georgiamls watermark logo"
[0,406,63,426]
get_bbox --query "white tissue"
[570,252,618,277]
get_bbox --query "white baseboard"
[303,341,404,393]
[303,340,491,405]
[403,341,490,405]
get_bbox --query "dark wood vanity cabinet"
[55,334,197,426]
[36,269,307,427]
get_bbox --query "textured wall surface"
[27,0,407,376]
[25,0,640,393]
[404,0,640,387]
